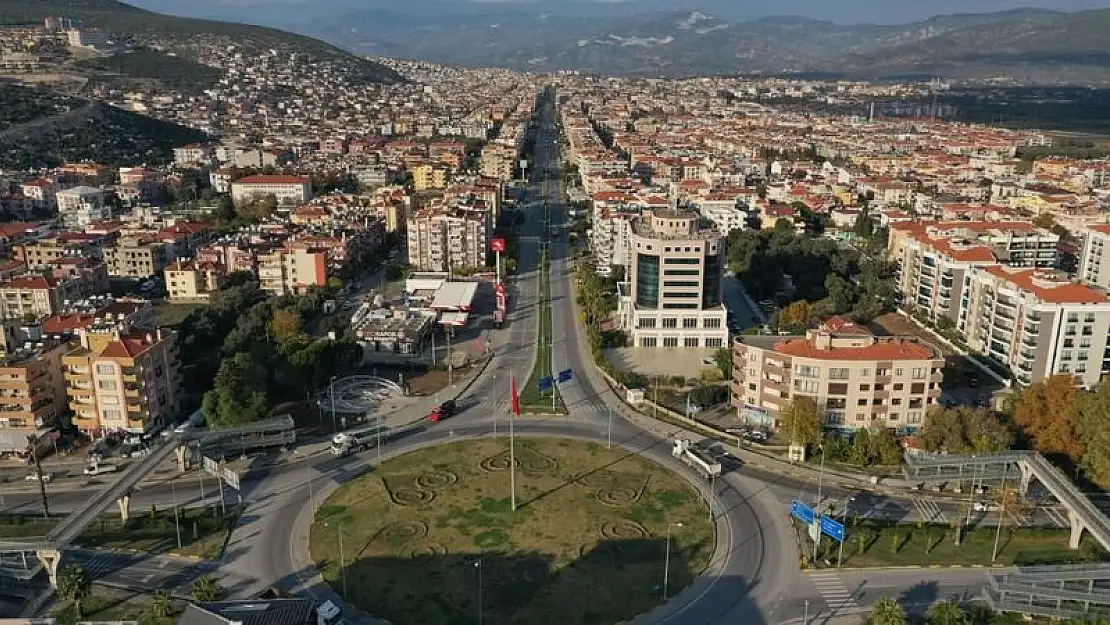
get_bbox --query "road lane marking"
[912,499,946,523]
[808,571,860,611]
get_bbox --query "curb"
[805,564,991,573]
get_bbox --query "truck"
[317,600,342,625]
[330,426,385,457]
[672,439,722,480]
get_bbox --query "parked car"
[84,464,118,476]
[25,472,51,482]
[428,400,458,423]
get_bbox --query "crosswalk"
[912,498,947,523]
[809,571,859,612]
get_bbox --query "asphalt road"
[11,93,1016,623]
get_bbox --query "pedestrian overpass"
[984,564,1110,621]
[903,450,1110,552]
[0,415,295,586]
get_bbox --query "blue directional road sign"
[558,368,573,383]
[790,500,815,525]
[537,376,554,391]
[820,516,846,542]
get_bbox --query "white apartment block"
[959,266,1110,388]
[1078,225,1110,291]
[618,209,728,350]
[693,200,747,238]
[56,186,109,228]
[588,206,633,277]
[230,175,312,207]
[407,209,488,273]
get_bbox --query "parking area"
[603,347,720,378]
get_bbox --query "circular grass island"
[309,437,716,625]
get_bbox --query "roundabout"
[308,437,716,625]
[315,375,406,415]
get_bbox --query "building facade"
[619,209,728,349]
[1078,225,1110,291]
[257,247,328,296]
[164,261,225,301]
[104,238,171,279]
[0,341,69,451]
[731,318,945,431]
[230,175,312,207]
[407,208,488,273]
[56,186,110,228]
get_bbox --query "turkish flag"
[510,374,521,417]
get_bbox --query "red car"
[428,400,457,422]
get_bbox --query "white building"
[692,199,747,238]
[56,186,109,228]
[1078,225,1110,291]
[230,175,312,207]
[407,208,488,273]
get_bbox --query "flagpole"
[510,372,517,512]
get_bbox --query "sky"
[127,0,1110,24]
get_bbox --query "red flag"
[510,374,521,417]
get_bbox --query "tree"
[917,406,1014,454]
[58,565,91,617]
[779,299,815,329]
[713,346,732,380]
[26,434,49,519]
[202,353,268,428]
[927,600,971,625]
[1032,212,1056,230]
[849,427,872,466]
[1071,379,1110,488]
[780,395,822,447]
[773,217,794,232]
[190,575,224,602]
[153,590,176,618]
[869,427,904,466]
[868,597,908,625]
[270,309,308,345]
[1014,375,1083,462]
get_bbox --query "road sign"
[557,368,573,383]
[790,499,815,525]
[820,516,846,542]
[538,376,554,391]
[202,456,218,477]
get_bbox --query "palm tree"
[57,565,91,617]
[190,576,224,602]
[26,435,50,519]
[927,600,971,625]
[153,590,176,618]
[868,597,908,625]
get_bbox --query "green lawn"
[310,438,714,625]
[0,505,242,559]
[519,240,565,414]
[53,593,180,625]
[807,519,1107,569]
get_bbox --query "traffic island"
[309,438,714,625]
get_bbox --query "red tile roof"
[773,337,939,361]
[982,266,1107,304]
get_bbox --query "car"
[84,464,118,476]
[973,501,999,512]
[25,472,51,482]
[428,400,458,423]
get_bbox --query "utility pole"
[329,376,338,432]
[992,472,1008,564]
[171,479,182,551]
[607,404,612,449]
[338,522,348,599]
[510,377,517,512]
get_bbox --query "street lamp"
[474,558,484,625]
[329,375,338,433]
[663,522,684,600]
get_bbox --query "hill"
[76,47,223,93]
[0,0,403,86]
[0,83,208,170]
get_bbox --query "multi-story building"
[196,243,258,275]
[230,175,312,207]
[0,275,85,319]
[0,341,69,451]
[104,237,171,279]
[411,164,448,191]
[257,247,328,296]
[407,208,488,272]
[731,317,945,431]
[20,179,57,213]
[617,209,728,349]
[1078,225,1110,290]
[64,324,181,435]
[164,261,225,301]
[56,186,110,228]
[959,266,1110,388]
[14,233,107,268]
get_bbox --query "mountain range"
[126,0,1110,85]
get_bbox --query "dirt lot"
[869,313,955,356]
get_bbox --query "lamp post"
[813,445,827,563]
[474,558,484,625]
[606,404,613,450]
[171,479,182,551]
[663,522,684,600]
[329,376,338,433]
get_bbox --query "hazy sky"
[127,0,1110,24]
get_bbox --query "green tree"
[202,352,268,428]
[153,590,176,618]
[270,309,308,346]
[1014,375,1083,462]
[869,427,904,466]
[780,395,822,447]
[190,576,224,602]
[26,434,49,519]
[849,428,872,467]
[58,565,92,617]
[713,346,732,380]
[869,597,908,625]
[927,601,971,625]
[917,406,1014,454]
[1071,379,1110,488]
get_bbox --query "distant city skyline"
[126,0,1110,25]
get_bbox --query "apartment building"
[731,317,945,431]
[164,261,225,301]
[411,164,448,191]
[14,233,106,268]
[104,237,171,279]
[64,324,181,435]
[960,266,1110,388]
[618,209,728,349]
[407,208,488,273]
[0,341,69,451]
[56,186,110,228]
[257,247,327,296]
[1078,225,1110,290]
[196,243,257,275]
[0,275,85,319]
[230,175,312,207]
[891,221,1060,324]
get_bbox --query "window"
[875,384,886,391]
[859,384,871,392]
[664,281,700,288]
[894,368,903,377]
[889,412,900,421]
[893,383,904,391]
[705,338,724,348]
[1067,312,1079,323]
[663,337,678,348]
[828,368,849,380]
[684,337,699,347]
[860,368,870,377]
[704,318,721,329]
[662,318,678,329]
[857,398,868,406]
[683,318,697,329]
[827,383,848,395]
[102,409,122,420]
[663,258,700,265]
[794,379,819,393]
[101,395,119,405]
[1086,313,1096,323]
[855,413,867,422]
[95,364,115,375]
[876,368,890,377]
[640,337,657,347]
[892,398,902,406]
[794,365,820,378]
[1061,350,1073,361]
[1060,363,1071,373]
[908,411,923,424]
[826,412,845,425]
[638,318,657,329]
[911,367,927,379]
[97,380,118,391]
[911,382,925,394]
[635,254,660,308]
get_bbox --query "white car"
[25,473,51,482]
[973,501,999,512]
[84,464,118,476]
